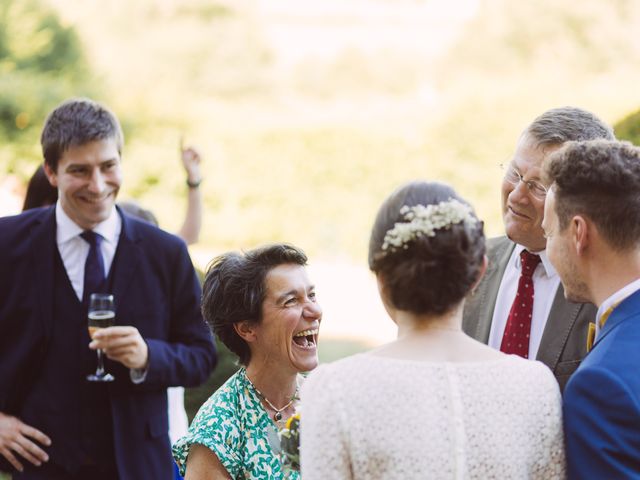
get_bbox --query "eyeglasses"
[500,163,548,200]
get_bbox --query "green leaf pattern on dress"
[172,368,300,480]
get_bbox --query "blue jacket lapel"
[593,288,640,349]
[110,208,142,307]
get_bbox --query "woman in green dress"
[173,243,322,479]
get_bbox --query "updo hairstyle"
[201,243,308,365]
[368,181,485,315]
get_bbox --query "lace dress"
[301,354,565,479]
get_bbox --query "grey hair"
[524,106,614,149]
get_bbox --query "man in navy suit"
[542,139,640,478]
[0,98,217,479]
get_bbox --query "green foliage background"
[0,0,96,177]
[615,110,640,145]
[4,1,640,411]
[3,0,640,261]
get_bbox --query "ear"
[43,163,58,188]
[233,321,258,343]
[572,215,590,256]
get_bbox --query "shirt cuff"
[130,367,148,384]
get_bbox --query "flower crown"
[382,199,477,252]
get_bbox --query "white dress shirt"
[488,244,560,359]
[595,277,640,340]
[55,201,121,301]
[55,202,148,381]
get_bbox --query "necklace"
[247,376,299,422]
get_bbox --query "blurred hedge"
[184,339,240,422]
[614,109,640,146]
[0,0,96,174]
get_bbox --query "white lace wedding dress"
[301,354,565,479]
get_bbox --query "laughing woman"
[172,244,321,480]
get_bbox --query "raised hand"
[177,136,204,245]
[180,136,202,186]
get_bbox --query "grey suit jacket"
[462,236,595,392]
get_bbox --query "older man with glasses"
[462,107,615,391]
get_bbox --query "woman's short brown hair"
[201,243,308,365]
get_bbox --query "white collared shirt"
[55,201,122,301]
[55,203,147,382]
[488,244,560,359]
[595,277,640,340]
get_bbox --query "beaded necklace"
[248,376,299,422]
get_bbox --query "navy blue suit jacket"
[0,206,217,479]
[563,288,640,479]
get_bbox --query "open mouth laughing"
[292,328,319,349]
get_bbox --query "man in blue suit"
[542,139,640,478]
[0,98,217,479]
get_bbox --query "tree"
[615,109,640,146]
[0,0,95,174]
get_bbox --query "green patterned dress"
[172,368,300,480]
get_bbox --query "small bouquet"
[279,411,301,474]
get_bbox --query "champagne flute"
[87,293,115,382]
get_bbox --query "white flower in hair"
[382,199,477,251]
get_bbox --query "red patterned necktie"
[500,250,541,358]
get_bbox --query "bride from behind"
[301,181,565,479]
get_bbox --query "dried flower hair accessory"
[382,199,477,251]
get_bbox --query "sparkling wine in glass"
[87,293,115,382]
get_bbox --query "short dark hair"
[22,165,58,210]
[201,243,308,365]
[369,181,485,316]
[525,106,614,149]
[545,139,640,251]
[41,98,124,172]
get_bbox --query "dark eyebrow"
[65,163,88,171]
[276,285,315,304]
[276,289,299,304]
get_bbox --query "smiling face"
[44,138,122,230]
[501,134,560,252]
[251,263,322,374]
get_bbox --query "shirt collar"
[595,277,640,325]
[55,201,121,245]
[513,243,557,278]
